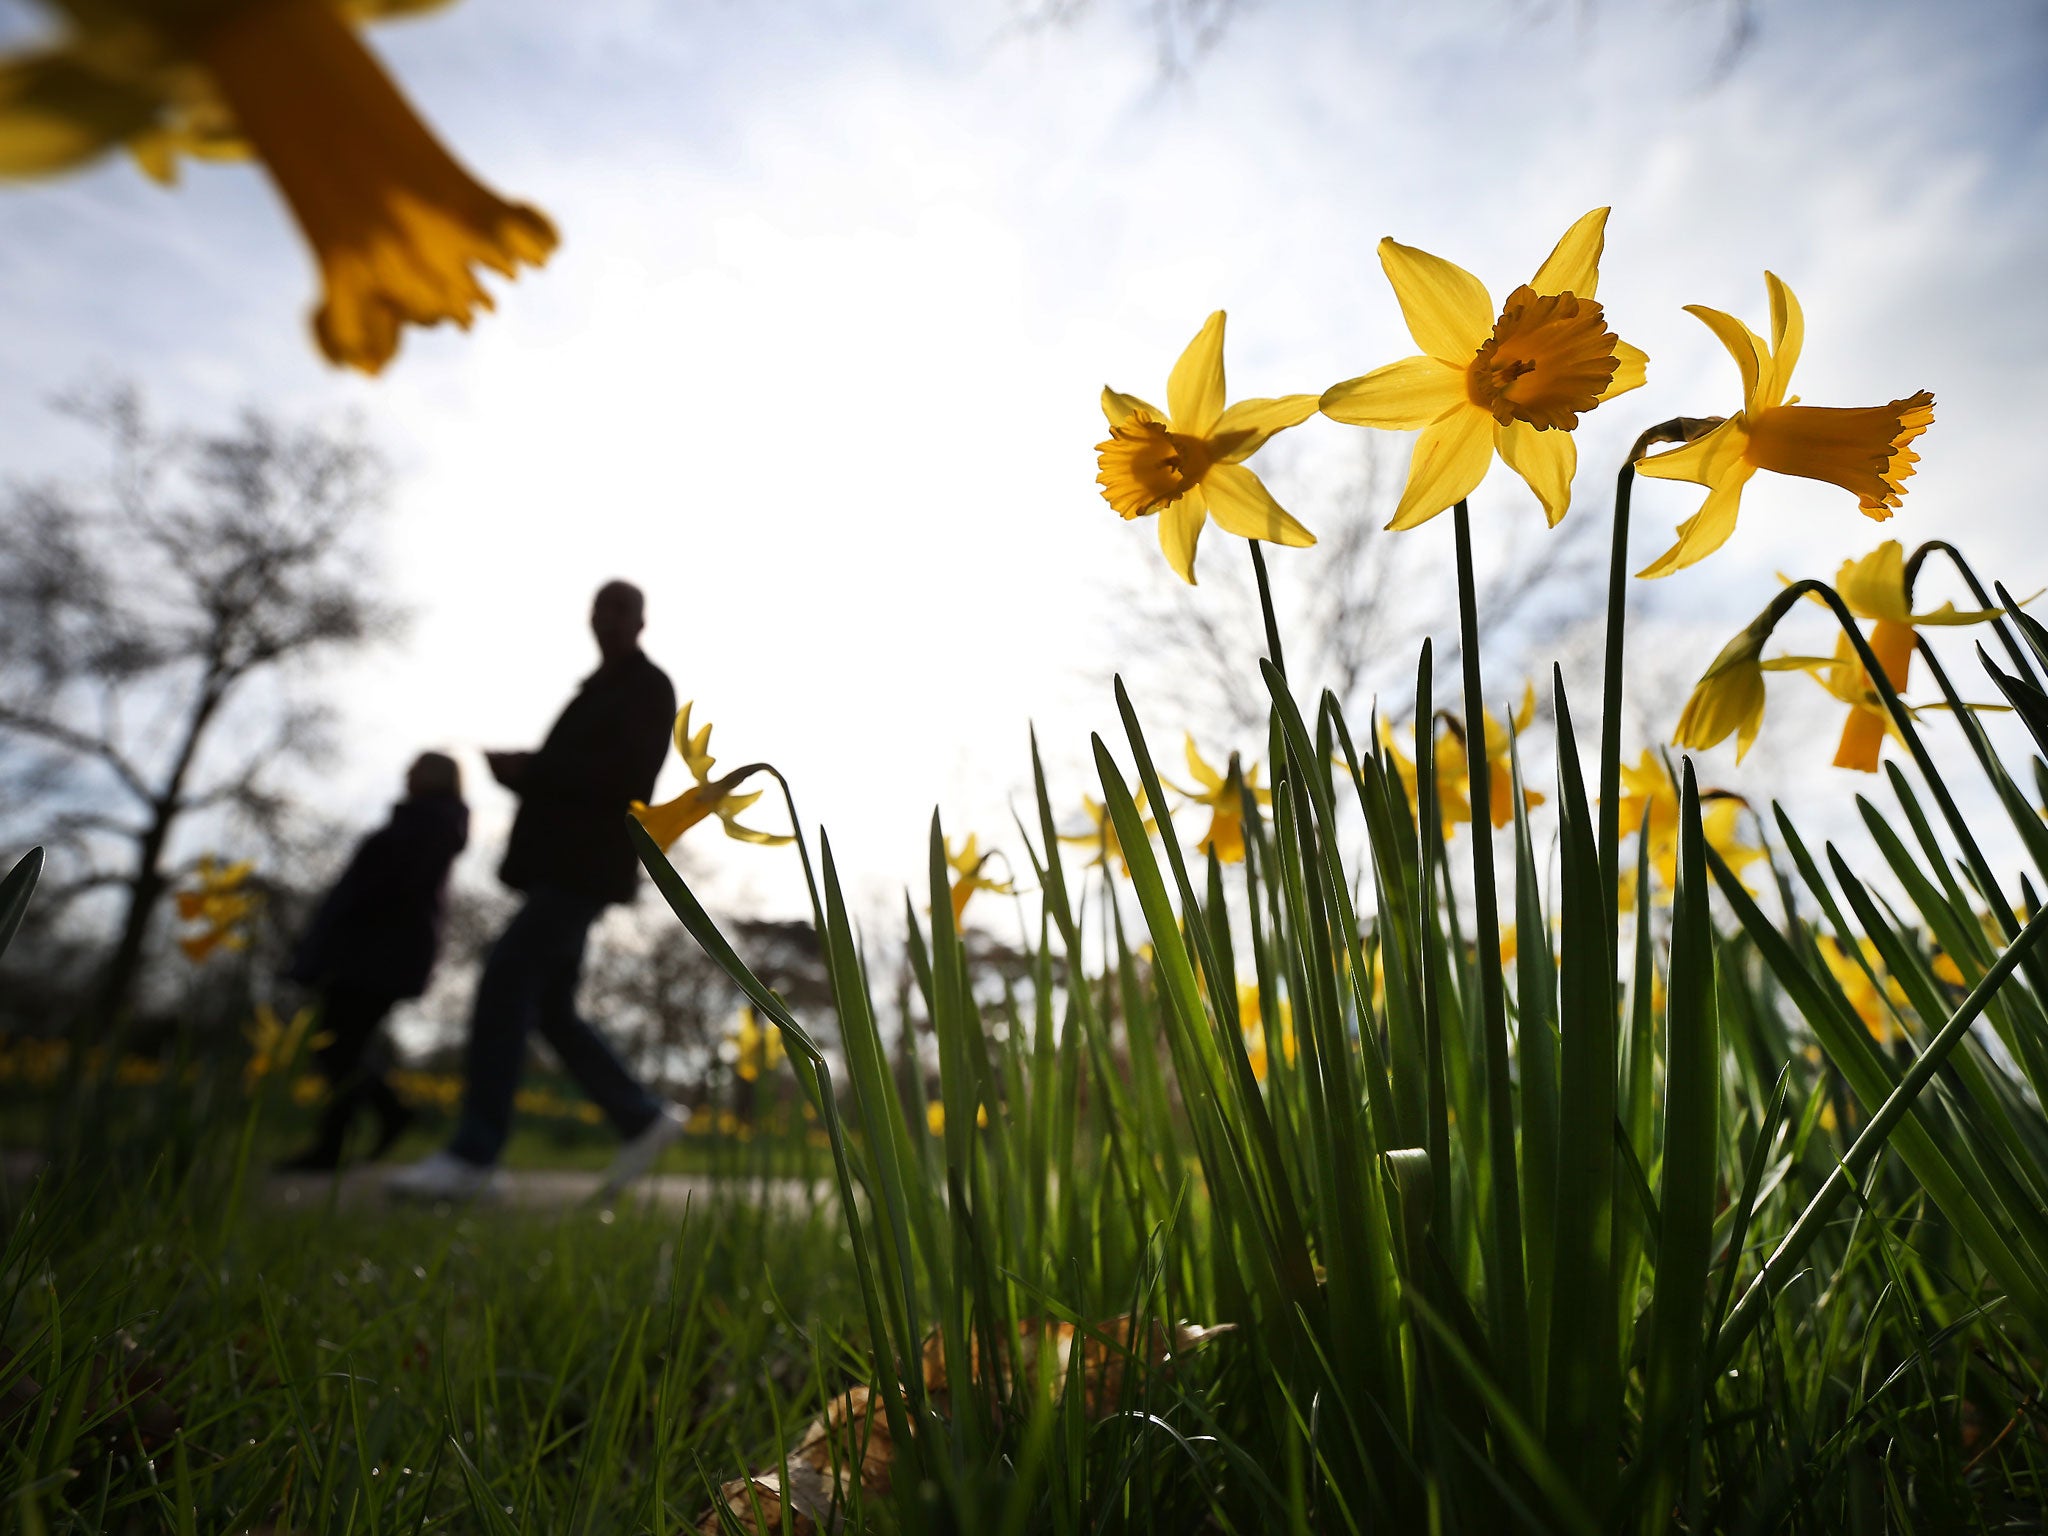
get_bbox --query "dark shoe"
[276,1146,342,1174]
[367,1103,415,1162]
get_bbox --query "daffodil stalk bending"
[0,0,557,374]
[630,703,792,851]
[1319,208,1646,531]
[1096,311,1320,585]
[1636,273,1934,577]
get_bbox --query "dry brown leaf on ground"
[696,1315,1231,1534]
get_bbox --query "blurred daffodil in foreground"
[177,856,258,962]
[1320,208,1646,530]
[0,0,557,374]
[945,835,1013,923]
[1817,541,1998,771]
[1637,274,1934,577]
[1060,791,1154,876]
[1096,311,1320,584]
[1169,738,1271,864]
[631,703,791,850]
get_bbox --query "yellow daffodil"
[1060,791,1154,875]
[176,856,258,962]
[731,1006,783,1083]
[1637,274,1934,577]
[1096,311,1320,584]
[1613,752,1764,901]
[243,1001,315,1089]
[631,703,792,851]
[1169,738,1271,864]
[0,0,557,374]
[1320,208,1646,530]
[1437,683,1546,830]
[945,834,1013,923]
[925,1100,989,1135]
[1815,541,1999,771]
[1816,936,1909,1044]
[1236,980,1295,1084]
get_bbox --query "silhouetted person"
[387,581,686,1200]
[280,751,469,1171]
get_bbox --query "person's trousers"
[307,985,407,1160]
[448,883,660,1166]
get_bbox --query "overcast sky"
[3,0,2044,931]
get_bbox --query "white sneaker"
[385,1150,501,1203]
[597,1103,689,1196]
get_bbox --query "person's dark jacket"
[500,649,675,906]
[288,791,470,999]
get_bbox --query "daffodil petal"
[1495,418,1578,527]
[1212,393,1320,461]
[0,49,159,177]
[1684,304,1768,410]
[1912,603,2005,626]
[1185,736,1223,790]
[1763,271,1802,407]
[1387,406,1494,531]
[1599,338,1648,402]
[1378,237,1493,361]
[1836,541,1911,625]
[1159,487,1207,584]
[1203,461,1316,547]
[1635,418,1748,487]
[1529,207,1609,300]
[1102,387,1163,428]
[1167,311,1227,435]
[1319,356,1467,429]
[1638,465,1755,579]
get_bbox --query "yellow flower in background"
[1096,311,1321,584]
[1170,738,1271,864]
[945,834,1013,923]
[1816,936,1910,1043]
[924,1100,989,1135]
[243,1002,316,1089]
[1060,791,1155,876]
[1613,751,1764,902]
[176,857,258,962]
[631,703,792,850]
[1236,980,1295,1083]
[731,1006,783,1083]
[1818,541,1999,772]
[0,0,557,374]
[1637,274,1934,577]
[1435,683,1546,831]
[1320,208,1646,530]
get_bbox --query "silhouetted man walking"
[388,581,686,1200]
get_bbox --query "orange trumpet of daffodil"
[0,0,557,374]
[630,703,791,851]
[1320,208,1646,530]
[945,834,1013,924]
[1817,541,1998,771]
[1636,274,1934,577]
[1096,311,1321,584]
[1169,738,1271,864]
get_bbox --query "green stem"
[1905,539,2044,694]
[1250,540,1287,680]
[1453,498,1529,1403]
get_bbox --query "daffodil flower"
[1613,751,1763,902]
[1671,593,1820,762]
[731,1006,783,1083]
[1059,791,1154,875]
[1636,274,1934,577]
[1816,936,1911,1044]
[1813,541,1998,771]
[176,856,258,962]
[1096,311,1321,584]
[1236,980,1295,1084]
[945,834,1013,923]
[1320,208,1646,530]
[1435,683,1546,830]
[1168,738,1271,865]
[243,1002,316,1089]
[631,703,792,851]
[0,0,557,374]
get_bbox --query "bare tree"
[0,386,395,1038]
